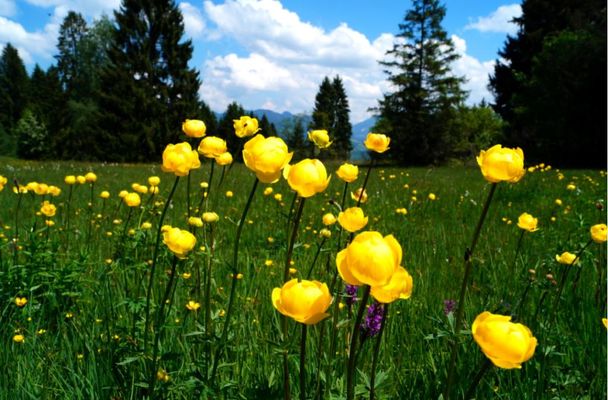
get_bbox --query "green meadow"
[0,157,605,399]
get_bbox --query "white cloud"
[0,0,16,17]
[451,35,495,104]
[0,15,57,63]
[465,4,522,35]
[24,0,120,17]
[179,2,205,39]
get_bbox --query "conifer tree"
[0,43,29,131]
[55,11,88,95]
[375,0,465,164]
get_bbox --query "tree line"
[0,0,604,167]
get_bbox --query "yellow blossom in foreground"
[234,116,260,138]
[163,227,196,259]
[272,279,332,325]
[370,266,413,303]
[517,213,539,232]
[337,207,368,233]
[472,311,537,369]
[476,145,525,183]
[555,252,577,265]
[364,133,390,153]
[15,297,28,307]
[336,163,359,183]
[186,300,201,311]
[182,119,206,138]
[590,224,607,243]
[322,213,337,226]
[123,193,141,207]
[198,136,227,158]
[161,142,201,177]
[283,159,330,198]
[243,134,292,183]
[40,201,56,217]
[0,175,7,191]
[308,129,332,149]
[336,231,401,287]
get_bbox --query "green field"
[0,156,605,399]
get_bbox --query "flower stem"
[369,303,388,400]
[305,236,327,279]
[300,324,307,400]
[346,285,371,400]
[356,160,374,208]
[143,176,180,352]
[464,358,492,399]
[444,182,497,400]
[209,177,259,382]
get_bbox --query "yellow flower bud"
[188,217,203,228]
[337,207,368,233]
[15,297,27,307]
[472,311,537,369]
[216,152,233,166]
[322,213,336,226]
[283,159,330,198]
[364,133,390,153]
[590,224,607,243]
[263,187,273,196]
[85,172,97,183]
[76,175,86,184]
[202,212,219,223]
[186,300,201,311]
[271,279,332,325]
[118,190,128,198]
[243,134,292,183]
[336,163,359,183]
[319,228,331,238]
[198,136,227,158]
[476,145,525,183]
[555,251,577,265]
[64,175,76,185]
[182,119,206,138]
[40,201,56,217]
[148,176,161,187]
[100,191,110,199]
[13,334,24,343]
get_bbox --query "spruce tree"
[375,0,465,165]
[284,117,307,160]
[55,11,88,95]
[97,0,201,161]
[0,43,29,131]
[216,102,246,160]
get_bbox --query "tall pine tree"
[55,11,88,96]
[0,43,29,155]
[375,0,465,165]
[97,0,201,161]
[489,0,606,167]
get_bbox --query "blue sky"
[1,0,522,123]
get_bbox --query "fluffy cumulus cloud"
[450,35,495,104]
[179,2,206,39]
[465,4,522,35]
[200,0,393,122]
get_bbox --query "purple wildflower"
[360,302,385,340]
[344,284,358,306]
[443,299,456,316]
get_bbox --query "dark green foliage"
[15,109,49,159]
[0,43,29,132]
[216,102,246,160]
[259,114,278,137]
[374,0,466,165]
[55,11,88,95]
[489,0,606,167]
[283,117,308,160]
[309,76,352,159]
[450,103,504,160]
[97,0,201,162]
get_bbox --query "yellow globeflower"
[13,334,24,343]
[336,231,401,287]
[322,213,337,226]
[148,176,161,187]
[202,212,219,223]
[234,116,260,138]
[370,266,413,303]
[182,119,206,138]
[308,129,332,149]
[85,172,97,183]
[15,297,28,307]
[555,252,577,265]
[65,175,76,185]
[216,152,233,166]
[243,134,292,183]
[0,175,7,191]
[118,190,128,198]
[590,224,607,243]
[336,162,359,183]
[350,188,368,204]
[263,187,273,196]
[517,213,538,232]
[188,217,203,228]
[48,186,61,196]
[337,207,368,233]
[161,142,201,177]
[364,133,390,153]
[163,227,196,259]
[472,311,537,369]
[283,159,330,198]
[40,201,56,217]
[76,175,86,184]
[123,192,141,207]
[271,279,332,325]
[319,228,331,238]
[428,193,437,201]
[198,136,227,159]
[186,300,201,311]
[476,145,525,183]
[100,191,110,199]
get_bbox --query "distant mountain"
[350,116,377,161]
[250,109,312,133]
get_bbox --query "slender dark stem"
[284,198,306,282]
[300,324,307,400]
[369,304,389,400]
[356,161,374,208]
[13,185,23,265]
[305,237,327,279]
[205,160,215,212]
[209,177,259,381]
[204,225,215,361]
[86,183,94,245]
[464,359,492,399]
[511,230,525,272]
[187,172,191,220]
[346,285,371,400]
[444,183,497,400]
[143,176,180,352]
